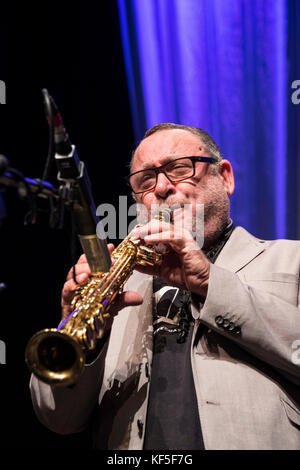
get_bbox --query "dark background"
[0,1,134,448]
[1,0,299,450]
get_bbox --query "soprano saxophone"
[25,210,170,387]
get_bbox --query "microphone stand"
[0,157,67,229]
[0,88,111,275]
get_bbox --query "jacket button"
[223,319,230,329]
[233,326,241,335]
[228,322,236,331]
[215,315,224,326]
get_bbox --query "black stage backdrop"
[0,1,134,448]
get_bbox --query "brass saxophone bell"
[25,328,86,386]
[25,213,167,387]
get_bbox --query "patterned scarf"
[152,220,235,343]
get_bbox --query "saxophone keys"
[77,324,96,350]
[92,306,107,337]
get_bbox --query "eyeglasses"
[127,156,217,194]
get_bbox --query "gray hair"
[129,123,223,172]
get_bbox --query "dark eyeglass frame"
[127,156,217,194]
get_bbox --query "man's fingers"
[107,243,115,253]
[62,285,143,320]
[109,291,143,316]
[62,271,91,304]
[77,253,88,264]
[62,279,80,305]
[62,243,124,320]
[131,220,172,240]
[118,291,143,305]
[66,263,91,281]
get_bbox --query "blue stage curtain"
[117,0,297,240]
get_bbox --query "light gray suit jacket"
[30,227,300,449]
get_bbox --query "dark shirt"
[143,279,204,450]
[143,221,235,450]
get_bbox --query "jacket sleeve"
[191,263,300,387]
[29,339,108,435]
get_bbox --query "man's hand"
[61,243,143,321]
[130,216,210,298]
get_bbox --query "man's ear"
[218,160,235,195]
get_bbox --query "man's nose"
[154,171,175,198]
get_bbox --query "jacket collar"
[215,226,266,273]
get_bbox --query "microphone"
[42,89,111,273]
[46,93,72,157]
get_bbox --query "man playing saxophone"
[30,123,300,450]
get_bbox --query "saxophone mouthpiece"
[154,207,173,223]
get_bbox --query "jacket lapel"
[99,271,153,399]
[215,226,266,273]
